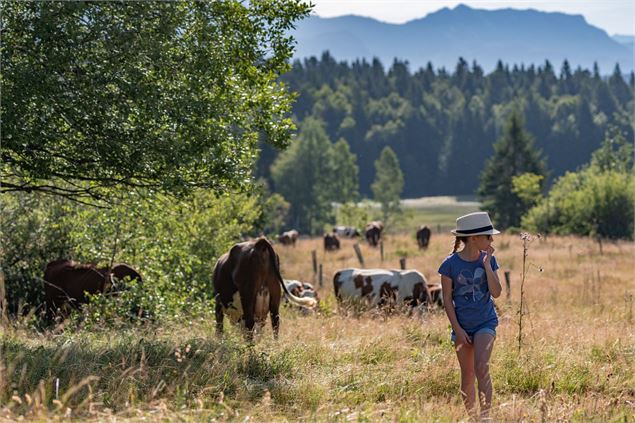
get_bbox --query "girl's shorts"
[451,325,497,344]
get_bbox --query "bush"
[522,168,634,239]
[1,189,263,320]
[1,193,75,314]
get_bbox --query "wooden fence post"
[380,241,384,262]
[504,271,511,301]
[319,264,323,288]
[311,250,317,274]
[399,257,407,270]
[353,243,365,268]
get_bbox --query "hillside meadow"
[1,231,634,422]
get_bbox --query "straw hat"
[451,212,500,236]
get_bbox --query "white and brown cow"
[333,268,431,311]
[333,226,360,238]
[278,230,299,246]
[284,280,318,300]
[212,237,316,340]
[284,279,319,307]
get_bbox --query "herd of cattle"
[42,224,438,340]
[280,222,432,251]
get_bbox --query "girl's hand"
[483,245,495,268]
[455,327,472,345]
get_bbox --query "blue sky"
[311,1,635,36]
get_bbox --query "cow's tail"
[258,238,317,309]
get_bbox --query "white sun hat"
[451,212,501,236]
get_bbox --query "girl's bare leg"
[455,341,476,419]
[473,333,495,419]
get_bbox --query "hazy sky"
[312,1,635,36]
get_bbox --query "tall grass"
[1,233,634,421]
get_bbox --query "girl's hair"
[451,236,468,254]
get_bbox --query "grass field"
[2,229,634,422]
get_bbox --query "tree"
[329,138,360,202]
[1,1,310,203]
[270,118,359,234]
[523,126,634,239]
[511,172,544,212]
[371,146,404,224]
[590,125,634,173]
[478,112,547,228]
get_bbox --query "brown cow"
[416,225,432,249]
[44,259,142,318]
[323,233,341,251]
[364,221,384,247]
[278,229,299,246]
[212,237,316,340]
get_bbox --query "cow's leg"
[214,294,224,336]
[239,290,256,342]
[269,289,281,340]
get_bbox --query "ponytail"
[451,236,466,254]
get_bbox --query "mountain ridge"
[292,4,634,73]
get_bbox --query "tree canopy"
[1,1,310,202]
[371,146,404,224]
[270,118,359,234]
[264,54,634,197]
[478,112,547,228]
[522,126,634,240]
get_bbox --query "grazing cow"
[333,226,360,238]
[284,280,319,303]
[323,233,341,251]
[278,229,299,246]
[364,221,384,247]
[44,259,142,318]
[212,237,316,340]
[416,225,432,249]
[333,268,431,311]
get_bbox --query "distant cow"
[44,259,142,318]
[324,233,341,251]
[278,230,299,246]
[212,237,316,340]
[333,226,360,238]
[333,268,431,311]
[416,225,432,249]
[364,221,384,247]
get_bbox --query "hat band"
[455,225,493,235]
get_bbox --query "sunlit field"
[2,231,634,422]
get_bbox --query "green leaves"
[371,146,404,224]
[522,127,634,239]
[271,118,359,234]
[478,111,547,229]
[1,1,310,201]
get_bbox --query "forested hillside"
[258,53,634,197]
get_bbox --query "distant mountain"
[613,34,635,51]
[292,4,634,73]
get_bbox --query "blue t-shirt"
[438,251,499,332]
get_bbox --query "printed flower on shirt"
[455,267,487,301]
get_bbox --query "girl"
[438,212,502,420]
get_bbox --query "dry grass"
[1,232,634,421]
